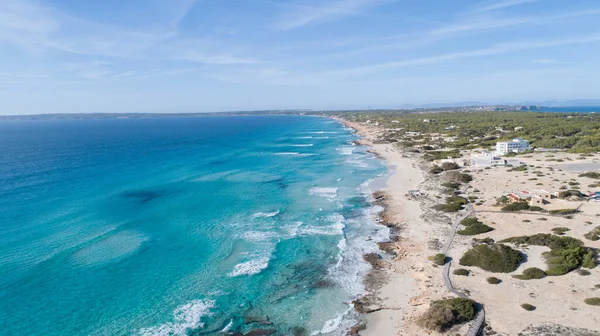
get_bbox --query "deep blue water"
[0,116,387,335]
[537,106,600,113]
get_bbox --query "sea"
[0,116,389,336]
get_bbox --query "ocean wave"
[229,256,271,277]
[70,230,149,267]
[336,146,354,155]
[309,187,338,199]
[312,137,330,139]
[137,299,215,336]
[311,309,351,335]
[251,210,280,218]
[289,144,314,147]
[298,214,345,236]
[309,131,339,134]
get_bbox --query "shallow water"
[0,116,387,335]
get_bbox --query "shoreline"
[335,117,437,335]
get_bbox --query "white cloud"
[532,59,575,64]
[273,0,389,31]
[470,0,540,14]
[328,33,600,76]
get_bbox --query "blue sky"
[1,0,600,114]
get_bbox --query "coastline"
[336,117,439,335]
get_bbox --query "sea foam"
[137,299,215,336]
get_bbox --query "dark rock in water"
[244,329,276,336]
[291,326,308,336]
[243,307,272,325]
[363,253,383,269]
[122,190,166,204]
[210,160,229,165]
[311,278,335,289]
[347,323,367,335]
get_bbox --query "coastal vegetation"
[521,303,536,311]
[342,111,600,153]
[514,267,546,280]
[457,217,494,236]
[584,298,600,306]
[486,277,501,284]
[500,234,597,275]
[459,244,523,273]
[430,253,447,266]
[433,196,467,212]
[501,202,531,212]
[417,298,476,332]
[584,226,600,241]
[579,172,600,179]
[453,268,470,276]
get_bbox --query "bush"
[514,267,546,280]
[558,190,586,199]
[551,227,570,235]
[430,166,443,174]
[582,249,597,269]
[460,217,481,226]
[584,298,600,306]
[583,226,600,241]
[487,277,501,284]
[521,303,536,311]
[549,209,578,215]
[434,196,467,212]
[577,269,591,276]
[442,181,461,190]
[441,162,460,171]
[430,253,447,266]
[579,172,600,179]
[458,223,494,236]
[501,233,594,275]
[501,202,530,212]
[509,165,528,172]
[446,171,473,183]
[453,268,470,276]
[459,244,523,273]
[417,298,476,332]
[528,206,545,212]
[496,195,510,205]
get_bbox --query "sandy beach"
[337,118,453,336]
[338,117,600,336]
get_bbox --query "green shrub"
[447,171,473,183]
[558,190,585,199]
[584,298,600,306]
[551,227,570,235]
[514,267,546,280]
[430,166,443,174]
[579,172,600,179]
[486,277,501,284]
[459,244,523,273]
[460,217,481,226]
[430,253,447,266]
[458,223,494,236]
[521,303,536,311]
[549,209,578,215]
[509,165,528,172]
[496,195,510,204]
[453,268,470,276]
[434,196,467,212]
[442,181,461,190]
[417,298,476,332]
[424,150,461,162]
[528,206,545,212]
[577,269,591,276]
[582,249,597,269]
[583,226,600,241]
[501,202,530,212]
[441,162,460,171]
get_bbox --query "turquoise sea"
[0,116,388,335]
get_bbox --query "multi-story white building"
[496,138,531,155]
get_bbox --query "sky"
[1,0,600,114]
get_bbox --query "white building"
[496,138,531,155]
